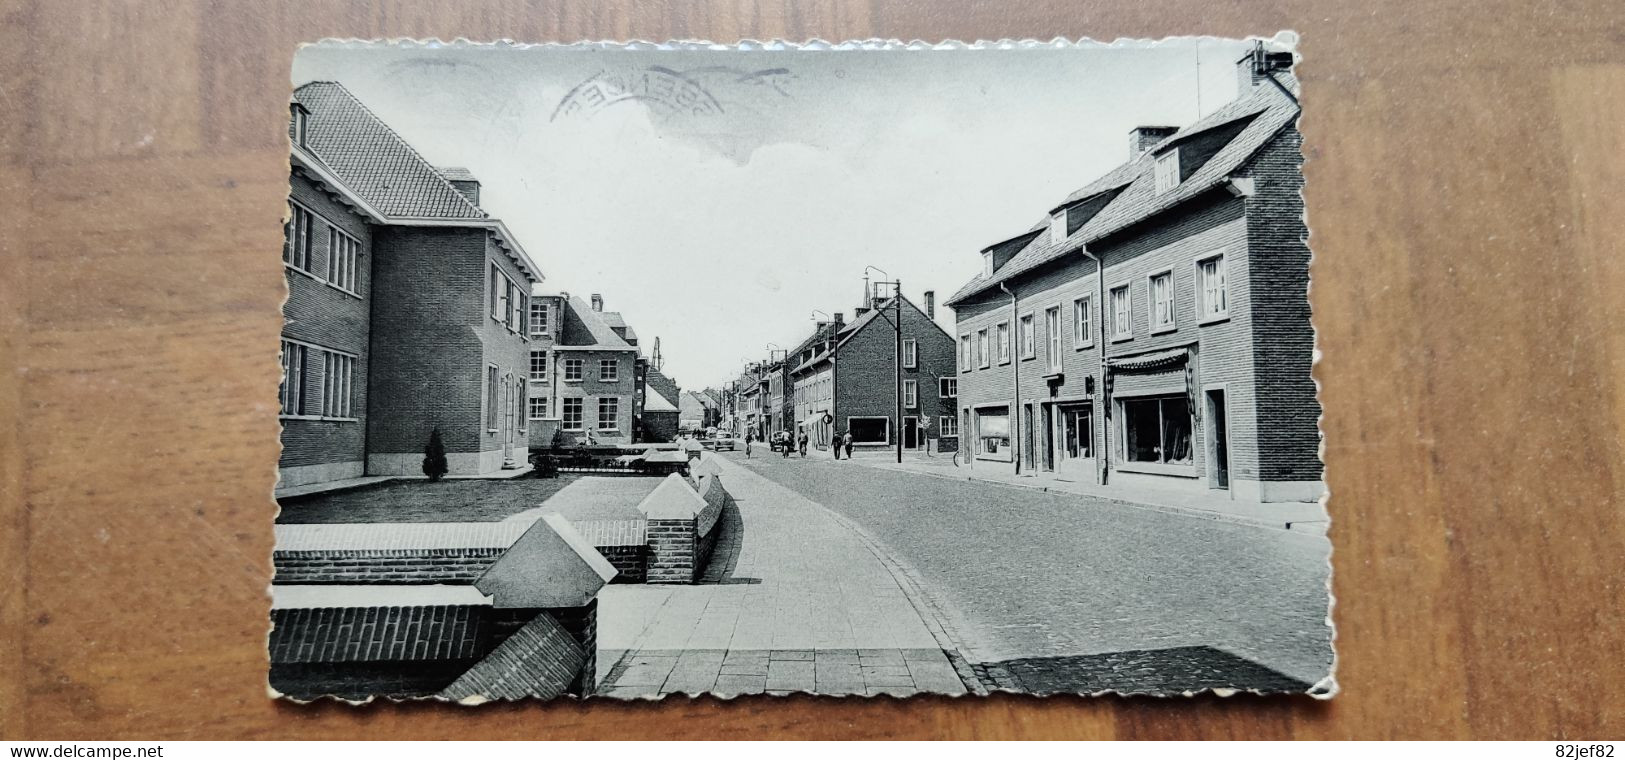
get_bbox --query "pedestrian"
[831,430,843,460]
[745,431,754,458]
[798,430,809,457]
[843,431,855,460]
[781,431,791,458]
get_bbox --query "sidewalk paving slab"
[594,452,969,697]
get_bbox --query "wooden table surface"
[2,0,1621,740]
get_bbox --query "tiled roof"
[269,603,491,665]
[645,386,679,412]
[293,81,487,220]
[792,295,939,374]
[557,296,634,349]
[946,86,1297,306]
[438,612,585,702]
[438,166,477,182]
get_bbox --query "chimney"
[923,290,935,320]
[1237,43,1298,98]
[1129,126,1179,159]
[590,294,603,312]
[440,167,481,206]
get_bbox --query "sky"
[292,38,1269,389]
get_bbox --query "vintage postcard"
[269,36,1332,702]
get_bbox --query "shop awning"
[1108,346,1190,372]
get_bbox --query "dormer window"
[1153,149,1180,194]
[291,103,310,149]
[1050,210,1068,242]
[982,251,995,278]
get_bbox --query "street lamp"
[865,266,904,465]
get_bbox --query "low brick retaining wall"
[642,469,734,584]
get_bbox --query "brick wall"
[367,226,486,461]
[951,253,1104,466]
[834,298,957,447]
[1095,195,1254,487]
[552,349,638,445]
[475,234,537,460]
[279,171,373,470]
[1238,126,1323,482]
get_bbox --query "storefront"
[1107,346,1202,489]
[971,404,1012,462]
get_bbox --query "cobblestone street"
[725,450,1334,693]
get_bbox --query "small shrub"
[422,428,449,482]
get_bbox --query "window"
[327,227,360,294]
[509,284,526,334]
[960,335,972,372]
[996,322,1010,363]
[976,329,990,369]
[486,366,500,431]
[563,357,583,382]
[1060,405,1095,460]
[1121,395,1193,465]
[1019,314,1035,359]
[903,339,917,369]
[599,358,618,382]
[279,341,307,416]
[1150,271,1175,331]
[292,105,308,148]
[982,252,994,278]
[1153,149,1180,194]
[598,397,619,430]
[1198,254,1228,320]
[1044,307,1063,372]
[848,417,889,445]
[939,415,958,438]
[284,204,313,272]
[529,301,550,337]
[561,398,584,430]
[489,263,503,321]
[528,395,549,420]
[975,407,1011,458]
[904,379,917,408]
[1073,296,1094,348]
[1050,210,1067,241]
[939,377,957,398]
[320,351,353,417]
[516,378,528,433]
[1110,285,1132,339]
[530,351,548,381]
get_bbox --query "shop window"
[848,417,889,445]
[975,407,1011,458]
[1121,395,1192,464]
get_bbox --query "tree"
[422,428,449,482]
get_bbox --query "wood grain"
[2,0,1622,740]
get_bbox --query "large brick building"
[789,292,958,453]
[526,291,642,447]
[945,51,1318,504]
[279,81,544,489]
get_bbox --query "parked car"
[711,436,737,451]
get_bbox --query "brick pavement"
[738,452,1335,694]
[593,454,968,698]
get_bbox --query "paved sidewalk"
[838,451,1328,532]
[593,454,967,698]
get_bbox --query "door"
[502,375,517,467]
[1041,404,1056,471]
[1021,404,1036,472]
[1206,389,1230,489]
[1054,403,1095,481]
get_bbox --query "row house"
[945,48,1319,504]
[678,390,723,433]
[279,81,544,489]
[526,291,639,447]
[788,291,958,453]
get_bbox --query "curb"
[854,460,1326,535]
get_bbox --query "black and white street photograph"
[270,37,1331,702]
